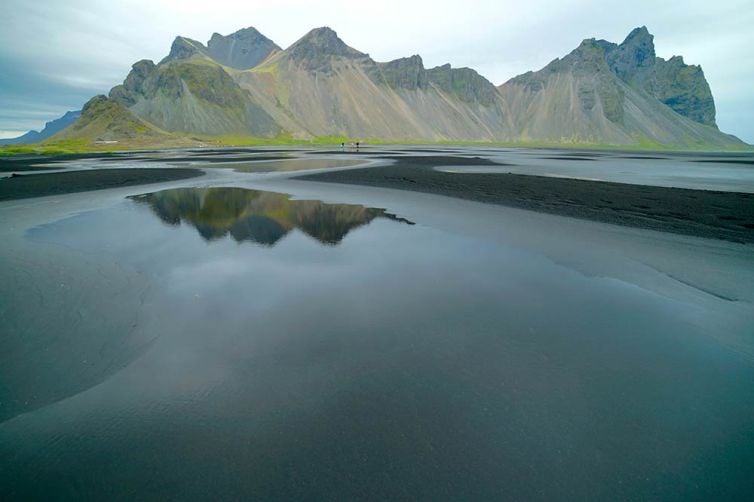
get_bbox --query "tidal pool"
[229,158,368,173]
[436,152,754,192]
[1,184,753,500]
[128,187,413,245]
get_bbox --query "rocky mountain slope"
[52,95,169,143]
[48,25,745,148]
[234,28,511,141]
[498,27,734,146]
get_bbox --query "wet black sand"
[297,160,754,243]
[377,155,507,165]
[0,152,125,172]
[161,155,291,163]
[0,168,204,201]
[694,159,754,165]
[309,150,403,156]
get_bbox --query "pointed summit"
[206,27,280,70]
[623,26,654,45]
[285,27,367,72]
[160,36,208,64]
[290,27,359,55]
[58,24,741,148]
[607,26,656,80]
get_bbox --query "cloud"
[1,0,752,142]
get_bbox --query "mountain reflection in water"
[129,187,413,246]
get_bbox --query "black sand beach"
[0,152,125,172]
[1,148,753,500]
[0,168,204,200]
[2,150,753,243]
[297,158,754,243]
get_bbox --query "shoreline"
[296,161,754,244]
[2,149,753,244]
[2,141,753,160]
[0,168,204,201]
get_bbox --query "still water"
[1,185,753,500]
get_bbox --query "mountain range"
[0,110,80,146]
[42,26,745,148]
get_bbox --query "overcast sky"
[1,0,752,142]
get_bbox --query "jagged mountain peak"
[282,26,368,73]
[206,26,280,70]
[389,54,424,67]
[209,26,266,42]
[159,28,280,70]
[623,26,653,46]
[288,27,364,58]
[160,36,208,64]
[608,26,656,80]
[297,27,344,45]
[55,24,742,148]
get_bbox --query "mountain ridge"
[43,25,746,149]
[0,110,81,146]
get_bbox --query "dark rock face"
[108,40,280,137]
[206,27,280,70]
[111,59,247,108]
[109,60,158,106]
[155,29,278,71]
[370,55,498,105]
[507,27,717,128]
[426,64,498,106]
[538,39,626,124]
[607,26,656,81]
[606,26,716,126]
[371,55,427,90]
[647,56,716,126]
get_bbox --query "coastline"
[0,168,204,201]
[296,161,754,244]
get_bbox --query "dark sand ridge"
[694,159,754,165]
[161,155,291,163]
[0,152,134,172]
[185,148,307,155]
[0,168,204,201]
[308,150,406,156]
[296,156,754,244]
[0,152,294,172]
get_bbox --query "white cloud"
[0,130,28,139]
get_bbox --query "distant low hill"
[46,26,746,149]
[1,110,80,146]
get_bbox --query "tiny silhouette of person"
[341,142,345,152]
[356,141,360,151]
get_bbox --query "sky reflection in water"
[2,186,753,500]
